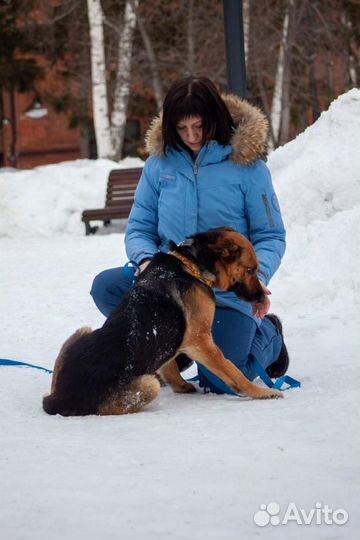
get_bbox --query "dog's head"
[191,228,265,303]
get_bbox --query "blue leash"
[0,358,53,374]
[253,359,301,391]
[0,358,300,392]
[188,362,301,393]
[0,358,301,391]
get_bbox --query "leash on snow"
[253,359,301,391]
[0,358,53,374]
[0,358,301,391]
[188,360,301,393]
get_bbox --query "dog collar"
[169,251,214,287]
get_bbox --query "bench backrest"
[105,167,143,207]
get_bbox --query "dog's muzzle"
[230,282,265,303]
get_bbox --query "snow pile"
[0,157,143,237]
[269,88,360,224]
[268,89,360,313]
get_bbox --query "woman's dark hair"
[162,76,235,153]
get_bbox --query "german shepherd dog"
[43,228,282,416]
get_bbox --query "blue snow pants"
[90,266,282,395]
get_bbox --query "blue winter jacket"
[125,94,286,321]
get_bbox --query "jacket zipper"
[193,146,209,177]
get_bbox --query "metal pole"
[9,88,17,168]
[223,0,247,98]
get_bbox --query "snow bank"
[269,88,360,224]
[0,157,143,237]
[268,89,360,311]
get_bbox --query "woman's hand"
[252,281,271,319]
[139,260,151,273]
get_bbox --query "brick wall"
[1,89,81,169]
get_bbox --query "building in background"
[1,1,357,169]
[1,88,82,169]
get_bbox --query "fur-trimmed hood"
[145,94,268,165]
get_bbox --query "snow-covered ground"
[1,89,359,540]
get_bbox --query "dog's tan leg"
[157,358,196,393]
[98,375,161,415]
[184,337,283,399]
[50,326,93,393]
[180,286,282,400]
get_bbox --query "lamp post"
[9,88,18,168]
[25,100,48,119]
[223,0,247,98]
[3,94,49,168]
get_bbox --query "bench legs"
[83,219,117,235]
[83,221,99,235]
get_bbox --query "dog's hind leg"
[157,358,196,393]
[50,326,92,393]
[98,375,161,415]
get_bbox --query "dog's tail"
[42,393,70,415]
[51,326,92,393]
[44,326,94,416]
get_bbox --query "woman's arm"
[125,156,162,265]
[243,160,286,285]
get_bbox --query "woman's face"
[176,116,203,154]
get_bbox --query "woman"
[91,76,289,394]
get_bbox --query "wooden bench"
[81,167,143,235]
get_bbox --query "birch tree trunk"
[137,11,163,110]
[86,0,112,158]
[243,0,250,64]
[342,11,359,88]
[278,0,302,147]
[110,0,139,161]
[270,7,290,149]
[186,0,195,75]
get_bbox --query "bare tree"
[87,0,112,158]
[28,0,360,158]
[243,0,250,64]
[136,10,163,110]
[111,0,139,160]
[270,5,290,149]
[186,0,195,75]
[341,0,360,87]
[87,0,138,160]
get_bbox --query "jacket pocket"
[262,194,275,228]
